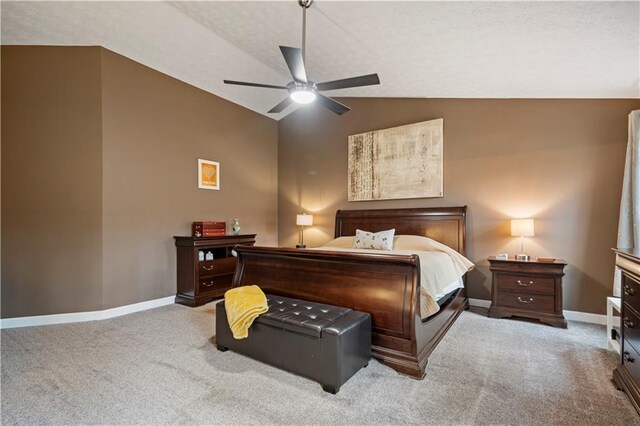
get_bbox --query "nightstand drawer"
[199,258,236,278]
[496,273,555,295]
[497,291,554,312]
[198,274,233,295]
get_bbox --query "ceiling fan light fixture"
[290,88,317,104]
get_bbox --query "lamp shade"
[511,219,534,237]
[296,214,313,226]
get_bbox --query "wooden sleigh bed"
[231,206,468,379]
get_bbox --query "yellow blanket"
[224,285,268,339]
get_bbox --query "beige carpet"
[1,303,638,425]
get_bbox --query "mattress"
[436,277,465,303]
[315,235,474,319]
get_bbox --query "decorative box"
[192,221,226,237]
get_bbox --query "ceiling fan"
[223,0,380,116]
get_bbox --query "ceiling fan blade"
[279,46,307,84]
[316,73,380,91]
[316,94,350,116]
[268,96,294,114]
[223,80,287,90]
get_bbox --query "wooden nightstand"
[488,257,567,328]
[174,234,256,307]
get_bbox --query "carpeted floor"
[1,303,639,425]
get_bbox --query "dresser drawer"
[198,274,233,295]
[623,304,640,354]
[623,338,640,383]
[496,274,555,295]
[199,257,237,278]
[623,274,640,312]
[497,291,554,312]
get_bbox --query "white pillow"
[393,235,435,251]
[394,235,475,275]
[353,229,395,250]
[321,236,356,248]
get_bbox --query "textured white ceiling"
[2,1,639,120]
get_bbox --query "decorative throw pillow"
[353,229,395,250]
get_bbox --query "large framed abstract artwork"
[347,118,444,201]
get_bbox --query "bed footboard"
[231,245,466,379]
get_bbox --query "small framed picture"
[198,159,220,190]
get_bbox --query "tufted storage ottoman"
[216,294,371,393]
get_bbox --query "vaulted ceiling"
[2,1,639,119]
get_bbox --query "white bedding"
[315,235,474,319]
[437,277,465,301]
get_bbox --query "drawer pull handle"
[202,266,215,271]
[624,318,635,329]
[517,297,534,304]
[625,351,635,363]
[517,280,534,287]
[202,281,215,287]
[624,285,635,296]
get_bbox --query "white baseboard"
[0,296,175,329]
[1,296,608,329]
[467,298,607,325]
[468,298,492,309]
[563,310,607,325]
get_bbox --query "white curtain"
[614,110,640,297]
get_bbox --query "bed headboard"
[334,206,467,256]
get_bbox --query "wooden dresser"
[488,257,567,328]
[174,234,256,307]
[613,248,640,414]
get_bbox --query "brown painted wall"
[278,98,640,315]
[1,46,104,317]
[3,45,636,317]
[1,46,279,318]
[100,49,278,309]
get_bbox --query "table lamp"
[296,213,313,248]
[511,218,534,261]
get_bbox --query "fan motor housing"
[287,81,317,93]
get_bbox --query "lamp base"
[296,244,306,249]
[515,254,530,261]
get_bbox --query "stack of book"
[192,221,226,237]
